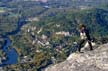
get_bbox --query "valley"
[0,0,108,71]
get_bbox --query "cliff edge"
[45,43,108,71]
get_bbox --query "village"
[19,23,76,64]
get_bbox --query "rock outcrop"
[45,43,108,71]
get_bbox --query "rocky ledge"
[45,43,108,71]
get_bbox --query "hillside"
[45,43,108,71]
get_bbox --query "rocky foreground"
[44,43,108,71]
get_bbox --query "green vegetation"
[0,13,18,34]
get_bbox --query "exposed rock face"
[45,43,108,71]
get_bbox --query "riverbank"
[0,18,28,67]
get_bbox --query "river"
[0,7,49,67]
[0,18,27,67]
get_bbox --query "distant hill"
[0,0,108,8]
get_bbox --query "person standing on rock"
[78,24,93,53]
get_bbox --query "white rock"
[44,43,108,71]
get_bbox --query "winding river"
[0,18,27,67]
[0,6,49,67]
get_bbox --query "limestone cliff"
[45,43,108,71]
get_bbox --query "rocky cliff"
[45,43,108,71]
